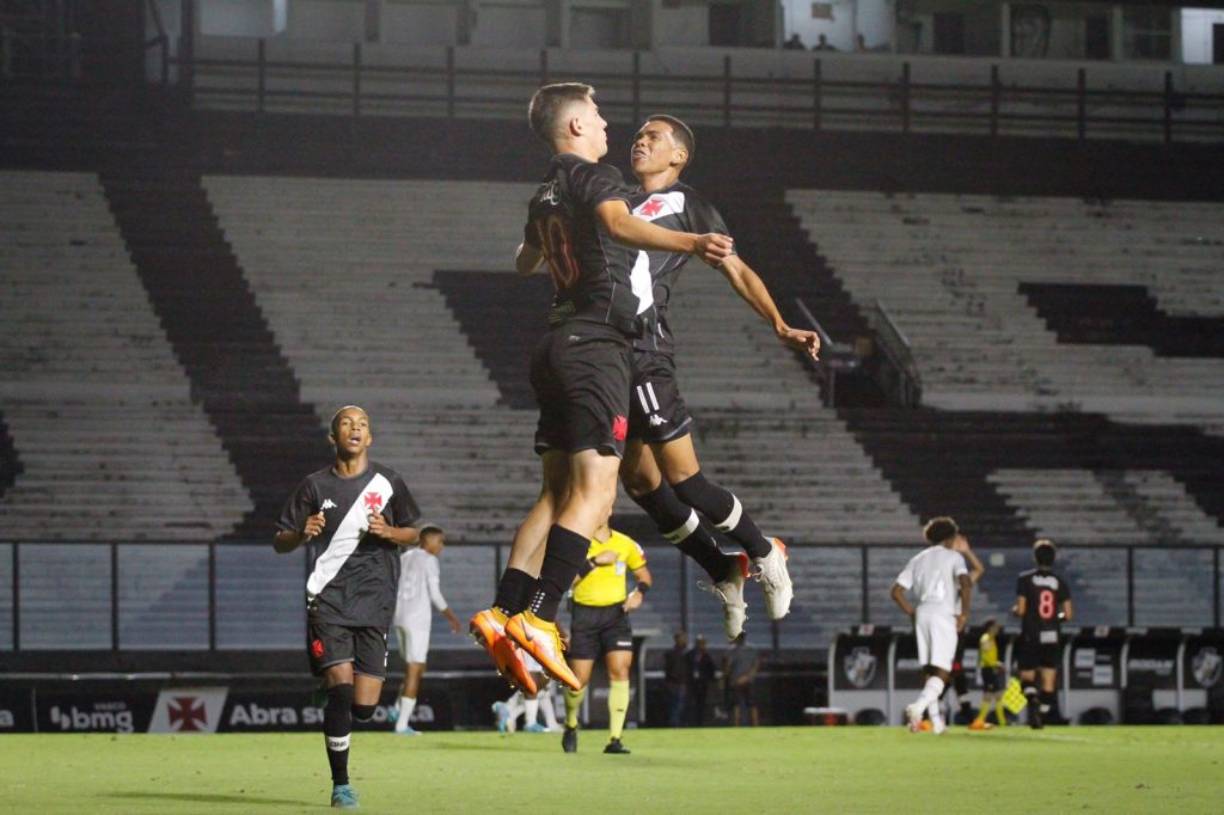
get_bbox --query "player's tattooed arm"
[595,200,734,264]
[515,242,544,276]
[889,583,915,618]
[272,511,325,553]
[716,255,820,360]
[366,514,422,547]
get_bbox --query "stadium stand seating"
[203,175,920,545]
[0,170,252,541]
[100,164,334,539]
[788,190,1224,550]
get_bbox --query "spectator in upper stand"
[686,634,717,726]
[663,630,689,727]
[783,33,806,51]
[724,633,760,726]
[813,34,838,52]
[855,34,869,52]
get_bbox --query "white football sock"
[524,695,540,727]
[915,676,945,710]
[505,692,525,732]
[539,691,558,729]
[396,696,416,732]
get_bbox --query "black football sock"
[631,484,731,582]
[672,472,771,559]
[324,683,354,786]
[529,524,590,622]
[493,567,538,617]
[1039,690,1055,717]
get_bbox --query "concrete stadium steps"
[0,170,251,541]
[786,190,1224,422]
[100,165,332,539]
[206,176,918,543]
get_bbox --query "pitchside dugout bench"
[827,626,1224,725]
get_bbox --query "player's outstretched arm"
[1012,597,1026,617]
[516,242,544,276]
[595,200,733,264]
[717,255,819,360]
[889,583,915,618]
[1061,599,1074,623]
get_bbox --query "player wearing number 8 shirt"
[1012,539,1073,729]
[467,82,735,695]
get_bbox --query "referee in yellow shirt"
[562,522,652,755]
[970,618,1006,730]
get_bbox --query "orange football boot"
[469,608,537,695]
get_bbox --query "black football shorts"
[980,667,1002,693]
[1016,636,1061,671]
[628,351,694,444]
[568,603,634,661]
[531,323,632,458]
[307,616,389,680]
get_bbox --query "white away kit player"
[889,517,973,734]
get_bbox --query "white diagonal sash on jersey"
[631,191,687,222]
[307,472,393,599]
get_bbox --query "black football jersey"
[277,462,420,628]
[1016,568,1071,643]
[626,181,731,353]
[523,154,645,336]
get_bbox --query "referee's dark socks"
[631,484,731,582]
[324,683,354,786]
[493,567,538,617]
[530,524,590,622]
[1039,690,1055,715]
[672,472,771,559]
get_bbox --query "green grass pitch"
[5,726,1223,814]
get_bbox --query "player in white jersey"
[890,517,973,734]
[391,525,460,734]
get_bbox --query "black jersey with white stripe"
[277,462,420,628]
[523,153,647,337]
[627,181,731,353]
[1016,568,1071,643]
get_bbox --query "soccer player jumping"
[469,83,734,692]
[890,517,974,734]
[274,406,425,809]
[620,114,820,639]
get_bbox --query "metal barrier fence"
[161,40,1224,143]
[2,541,1220,653]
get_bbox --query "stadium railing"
[157,38,1224,144]
[1,540,1220,654]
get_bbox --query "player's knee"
[621,468,658,498]
[351,703,377,722]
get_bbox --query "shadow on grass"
[101,792,309,806]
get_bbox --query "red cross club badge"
[363,492,384,512]
[168,697,207,732]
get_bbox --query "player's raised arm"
[716,254,820,359]
[595,199,733,264]
[955,537,985,584]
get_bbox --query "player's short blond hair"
[528,82,595,143]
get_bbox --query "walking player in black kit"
[1012,538,1074,729]
[274,405,424,810]
[618,114,820,640]
[469,82,734,693]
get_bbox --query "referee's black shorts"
[531,322,632,458]
[568,602,634,661]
